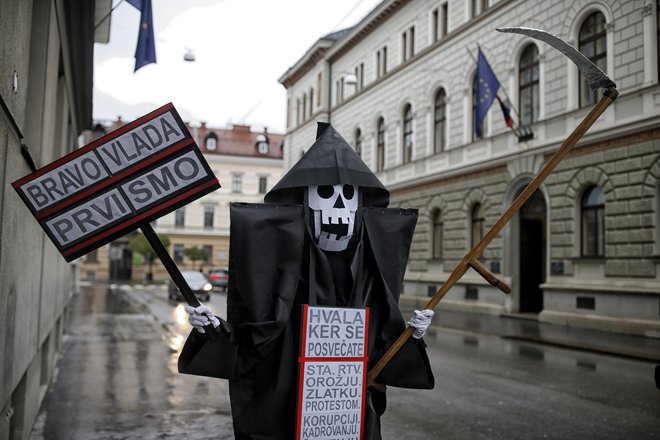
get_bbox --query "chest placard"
[296,305,369,440]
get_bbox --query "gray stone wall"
[0,0,94,438]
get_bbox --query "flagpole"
[94,0,125,30]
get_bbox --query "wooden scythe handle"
[366,86,619,387]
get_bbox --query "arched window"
[309,88,314,117]
[302,93,307,121]
[579,12,607,107]
[581,185,605,257]
[403,104,413,164]
[434,88,447,153]
[471,203,485,248]
[433,209,443,259]
[377,117,386,171]
[354,128,362,157]
[519,44,539,126]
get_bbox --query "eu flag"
[475,48,500,138]
[128,0,156,72]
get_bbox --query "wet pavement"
[30,284,234,439]
[415,307,660,363]
[30,283,660,439]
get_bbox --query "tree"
[128,232,170,282]
[184,246,208,271]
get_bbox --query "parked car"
[207,268,229,291]
[168,270,212,302]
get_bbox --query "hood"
[265,123,389,207]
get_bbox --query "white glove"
[185,304,220,334]
[407,309,434,339]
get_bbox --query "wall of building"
[279,0,660,337]
[0,0,96,438]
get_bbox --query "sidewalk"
[400,298,660,363]
[30,283,235,440]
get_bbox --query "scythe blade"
[497,26,616,91]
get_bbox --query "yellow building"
[80,121,284,282]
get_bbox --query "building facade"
[0,1,103,438]
[279,0,660,337]
[79,120,284,282]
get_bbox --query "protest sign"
[296,306,369,440]
[12,103,220,262]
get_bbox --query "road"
[32,283,659,439]
[130,284,659,439]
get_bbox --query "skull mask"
[307,184,358,252]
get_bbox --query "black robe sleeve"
[178,203,305,379]
[362,207,435,390]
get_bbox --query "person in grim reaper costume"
[178,123,435,439]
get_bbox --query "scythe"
[367,27,619,386]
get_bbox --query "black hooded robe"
[178,124,434,439]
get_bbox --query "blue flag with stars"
[128,0,156,72]
[475,48,500,138]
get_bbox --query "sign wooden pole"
[366,85,619,387]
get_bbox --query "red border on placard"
[60,177,219,259]
[295,304,310,440]
[295,305,369,440]
[34,138,194,220]
[11,103,175,188]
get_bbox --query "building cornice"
[327,0,411,62]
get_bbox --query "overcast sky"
[93,0,382,133]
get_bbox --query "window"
[175,208,185,228]
[410,26,415,57]
[355,63,364,91]
[376,117,386,171]
[256,134,269,155]
[203,245,213,264]
[296,98,300,125]
[354,128,362,157]
[471,0,488,18]
[232,174,242,193]
[434,88,447,153]
[302,93,307,120]
[578,12,607,107]
[173,244,184,263]
[317,73,323,106]
[519,44,540,126]
[440,3,448,38]
[258,176,268,194]
[377,46,388,78]
[471,203,485,248]
[433,210,443,259]
[204,206,214,229]
[581,186,605,257]
[432,6,449,42]
[402,104,413,164]
[336,78,345,103]
[402,26,415,62]
[402,32,407,62]
[309,87,314,117]
[205,135,217,151]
